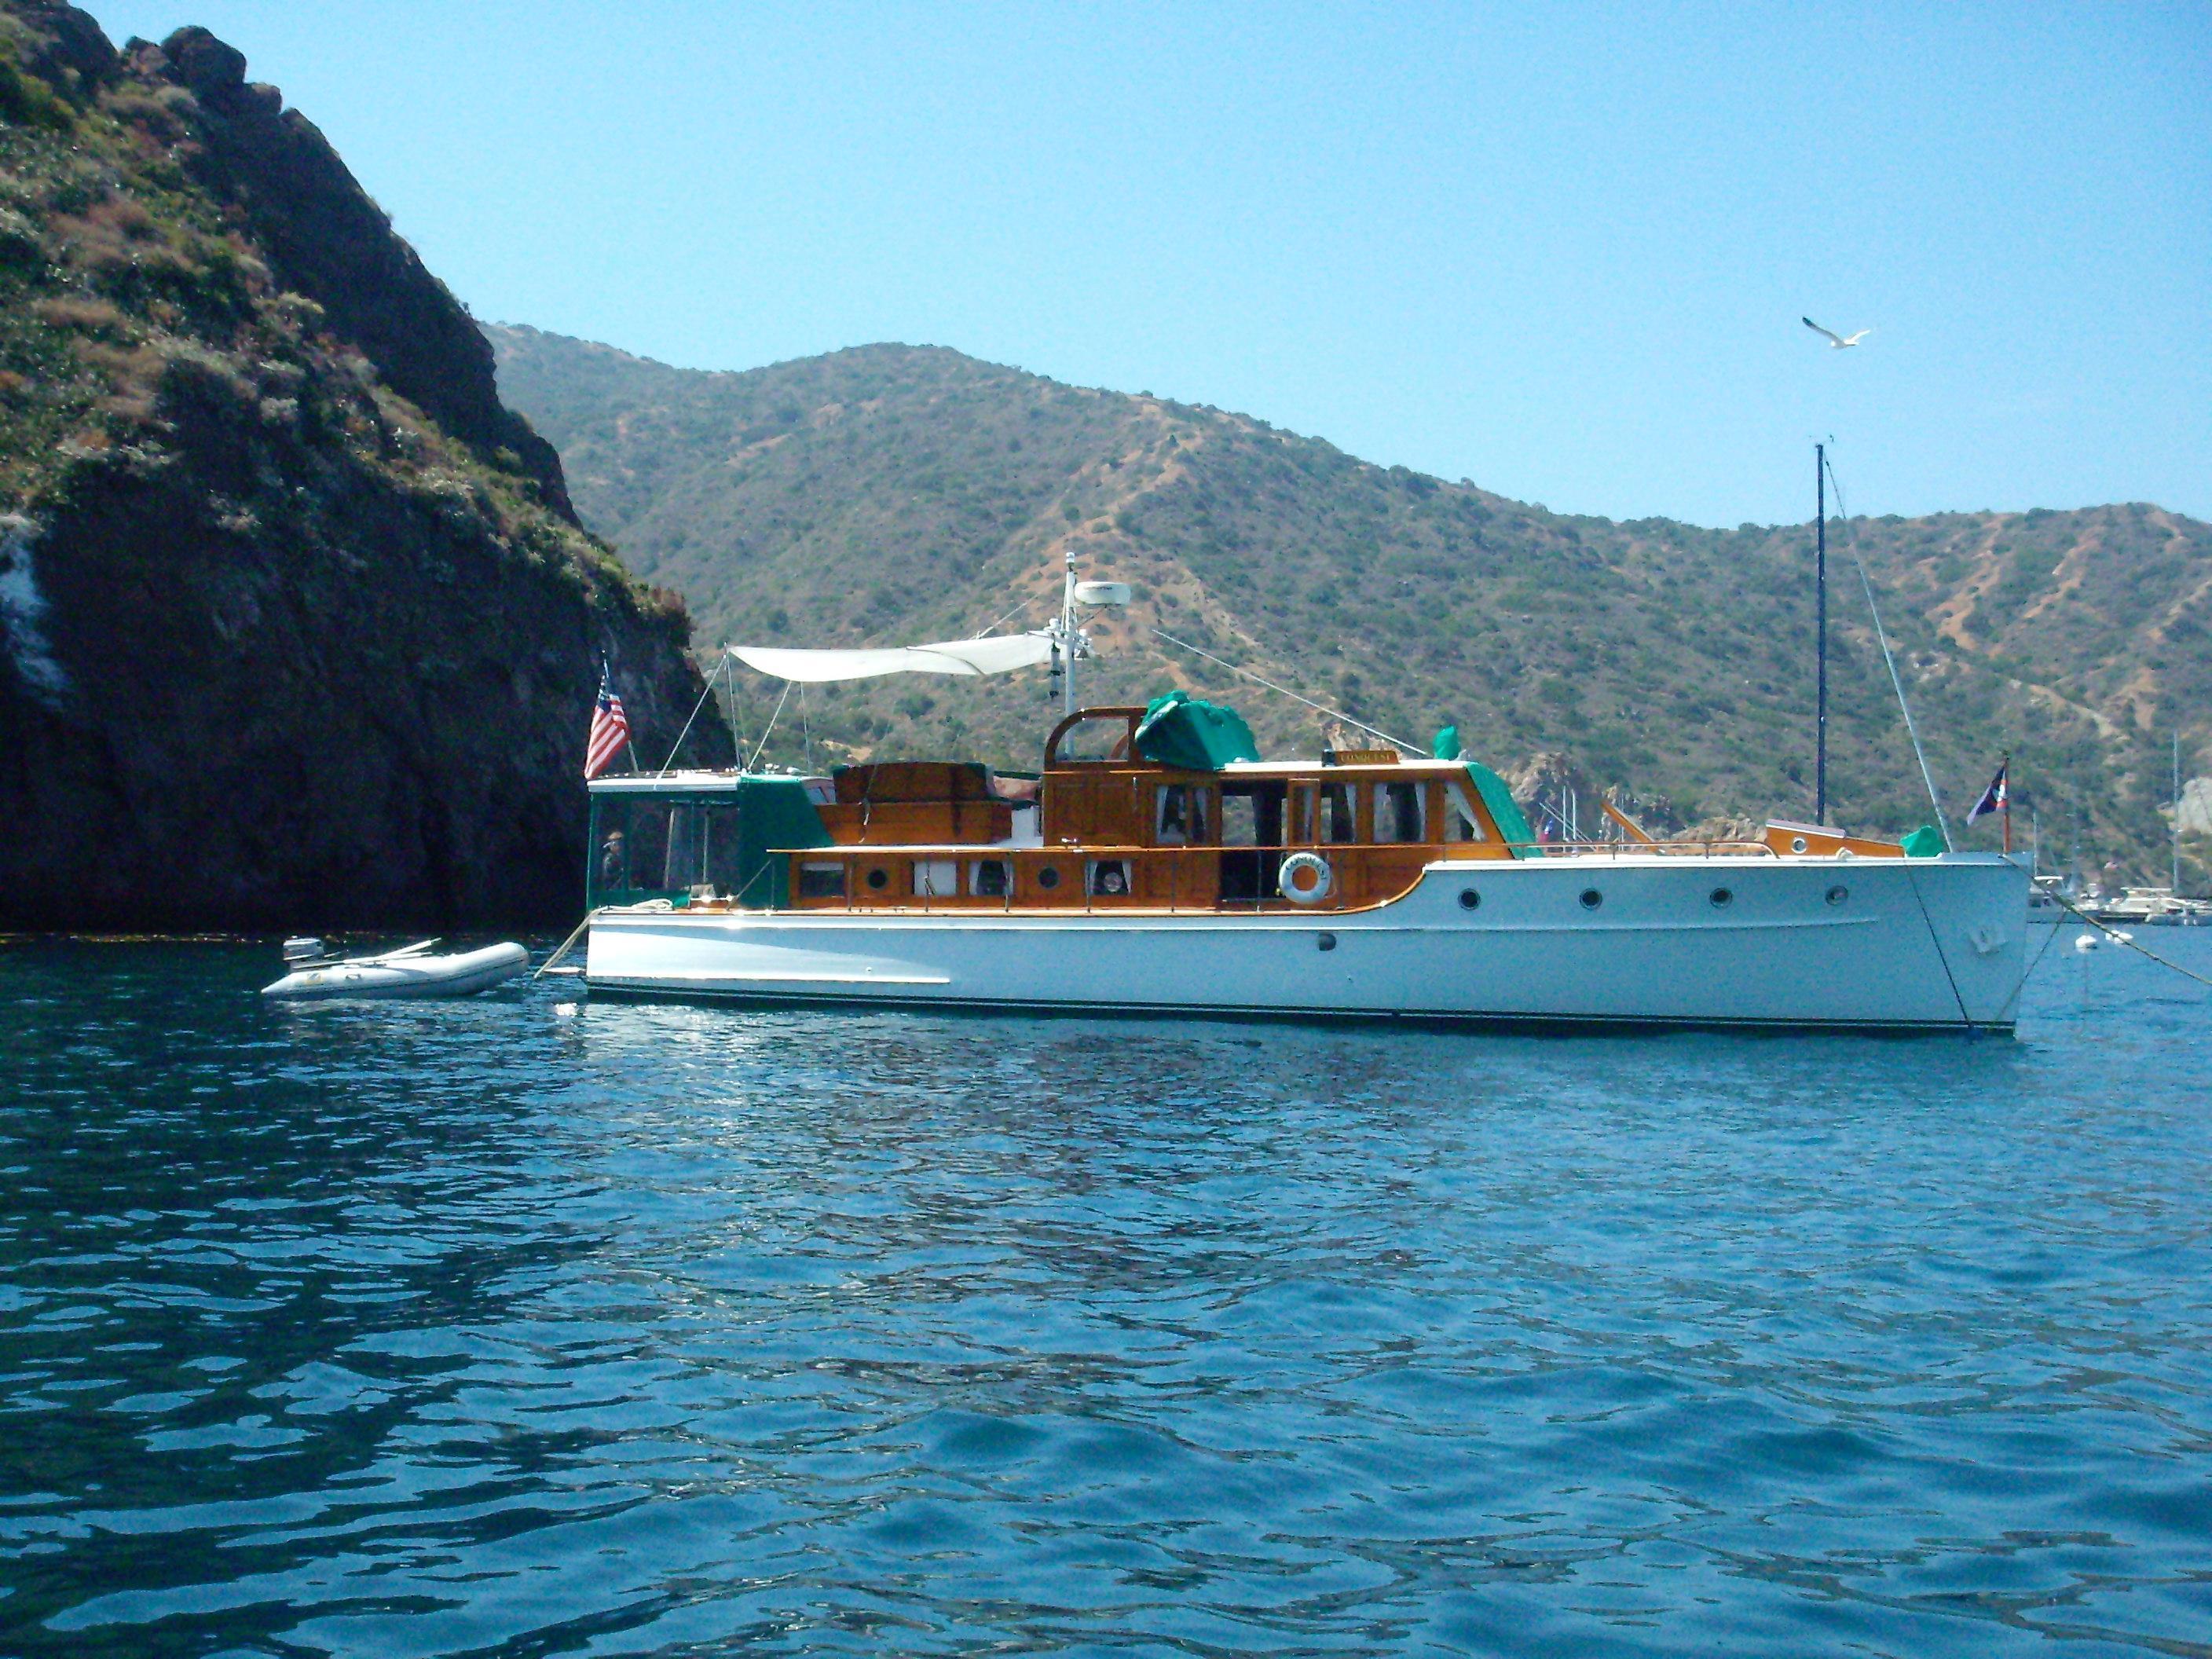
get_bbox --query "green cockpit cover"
[734,776,833,906]
[1900,823,1947,859]
[1462,760,1540,857]
[1133,690,1261,771]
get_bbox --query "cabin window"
[1088,859,1132,897]
[596,821,632,893]
[700,803,749,895]
[1035,864,1064,892]
[662,803,704,889]
[1220,793,1257,847]
[1379,781,1426,843]
[1219,782,1285,848]
[797,862,846,899]
[590,791,762,903]
[1320,782,1358,844]
[1155,784,1207,844]
[914,859,958,898]
[591,797,672,896]
[970,859,1011,898]
[1445,781,1485,842]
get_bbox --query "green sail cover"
[1463,760,1540,857]
[1899,823,1947,859]
[1133,690,1261,771]
[1431,724,1459,760]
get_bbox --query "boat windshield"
[589,778,833,907]
[591,797,752,902]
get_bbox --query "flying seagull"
[1803,317,1872,349]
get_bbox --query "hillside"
[0,7,727,932]
[489,334,2209,885]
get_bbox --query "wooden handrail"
[1042,705,1148,769]
[1600,800,1657,844]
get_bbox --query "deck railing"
[1504,839,1780,859]
[774,836,1788,916]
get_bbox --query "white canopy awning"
[731,632,1055,683]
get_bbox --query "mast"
[1815,443,1828,825]
[2176,730,2184,897]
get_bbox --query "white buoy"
[2073,934,2099,953]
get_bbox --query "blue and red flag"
[1965,759,2008,825]
[1965,756,2012,851]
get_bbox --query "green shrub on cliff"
[0,5,727,931]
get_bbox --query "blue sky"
[97,1,2212,526]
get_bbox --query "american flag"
[584,661,631,779]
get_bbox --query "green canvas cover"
[734,776,833,906]
[1463,760,1540,857]
[1133,690,1261,771]
[1899,823,1947,859]
[1431,723,1460,761]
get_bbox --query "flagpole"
[2002,751,2012,855]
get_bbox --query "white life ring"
[1278,851,1334,905]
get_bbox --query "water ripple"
[1,938,2208,1655]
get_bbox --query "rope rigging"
[1822,453,1953,848]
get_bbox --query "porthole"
[1709,887,1734,909]
[865,866,889,891]
[1458,888,1481,911]
[1317,932,1338,953]
[1790,835,1809,854]
[1036,866,1062,891]
[1826,884,1848,906]
[1579,888,1603,910]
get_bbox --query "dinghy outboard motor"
[282,936,331,968]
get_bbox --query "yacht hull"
[584,855,2029,1031]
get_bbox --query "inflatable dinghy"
[260,938,529,1000]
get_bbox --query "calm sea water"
[2,933,2209,1658]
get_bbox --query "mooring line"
[2044,891,2212,989]
[1900,863,1975,1030]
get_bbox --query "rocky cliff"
[0,5,727,932]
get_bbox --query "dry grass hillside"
[492,325,2210,884]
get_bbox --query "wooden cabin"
[782,705,1520,915]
